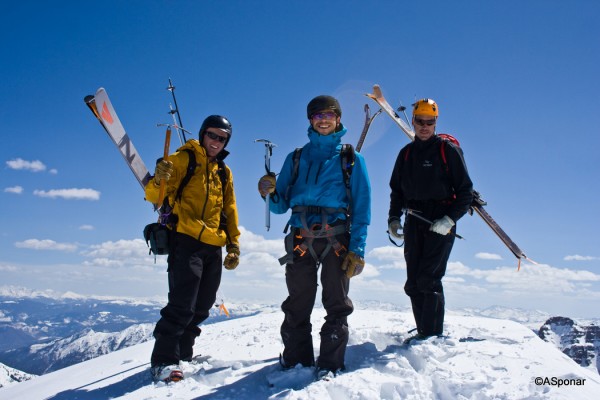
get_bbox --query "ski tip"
[373,84,383,97]
[365,84,383,100]
[84,94,95,104]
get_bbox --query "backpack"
[144,149,229,256]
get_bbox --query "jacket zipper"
[197,162,210,241]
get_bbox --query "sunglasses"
[414,117,436,126]
[311,112,337,120]
[205,131,228,143]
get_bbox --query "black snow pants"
[403,204,455,336]
[151,232,222,366]
[280,227,353,372]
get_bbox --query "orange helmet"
[412,98,439,117]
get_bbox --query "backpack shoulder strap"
[340,144,355,222]
[437,133,461,173]
[175,149,197,202]
[284,147,303,201]
[291,147,303,185]
[403,141,414,162]
[216,159,231,242]
[340,143,355,189]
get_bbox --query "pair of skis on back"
[364,85,534,269]
[84,87,231,317]
[84,85,533,269]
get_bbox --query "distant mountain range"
[0,286,598,389]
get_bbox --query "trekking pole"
[254,139,277,231]
[402,208,464,240]
[397,102,411,126]
[356,104,382,152]
[167,78,187,143]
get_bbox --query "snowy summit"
[1,307,598,399]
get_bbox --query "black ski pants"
[403,208,455,336]
[151,232,222,366]
[280,228,353,372]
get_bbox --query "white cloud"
[33,188,100,200]
[445,261,600,299]
[564,255,599,261]
[79,225,95,231]
[238,226,284,255]
[83,239,149,259]
[367,246,404,261]
[475,252,503,260]
[6,158,46,172]
[4,186,23,194]
[49,168,58,174]
[0,264,18,272]
[15,239,77,252]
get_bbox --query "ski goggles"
[413,117,437,126]
[205,131,228,143]
[311,112,337,120]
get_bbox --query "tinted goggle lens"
[414,117,436,126]
[311,112,337,120]
[205,131,228,143]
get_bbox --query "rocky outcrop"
[539,316,599,374]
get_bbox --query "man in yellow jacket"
[145,115,241,383]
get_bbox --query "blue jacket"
[270,125,371,257]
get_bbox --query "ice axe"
[402,208,464,240]
[155,124,174,211]
[255,139,277,231]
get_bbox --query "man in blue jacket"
[258,95,371,379]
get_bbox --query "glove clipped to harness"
[258,173,276,197]
[154,159,174,185]
[223,244,240,270]
[387,217,403,239]
[340,251,365,278]
[430,215,455,235]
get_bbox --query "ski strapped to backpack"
[278,144,355,266]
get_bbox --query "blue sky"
[1,1,599,317]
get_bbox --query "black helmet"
[307,95,342,119]
[199,115,232,146]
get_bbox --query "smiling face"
[309,110,340,135]
[201,128,229,159]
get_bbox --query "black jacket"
[389,135,473,223]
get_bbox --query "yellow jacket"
[144,139,240,248]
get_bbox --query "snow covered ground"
[1,307,598,400]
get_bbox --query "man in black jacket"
[388,98,473,342]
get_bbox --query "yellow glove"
[340,251,365,278]
[153,160,174,185]
[223,244,240,270]
[258,173,276,197]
